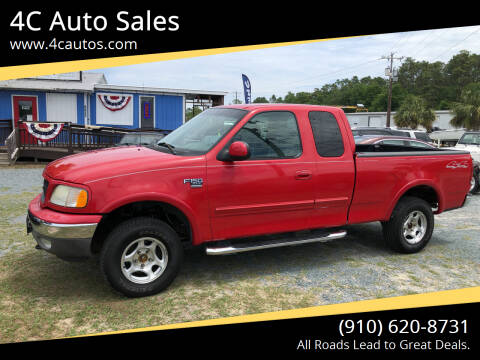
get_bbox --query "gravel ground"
[0,166,44,194]
[0,165,479,341]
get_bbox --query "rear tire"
[470,173,480,194]
[100,217,183,297]
[383,196,434,253]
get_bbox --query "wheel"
[382,196,434,253]
[470,173,480,194]
[100,217,183,297]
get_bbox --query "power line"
[410,28,448,60]
[431,26,480,62]
[273,58,380,92]
[389,31,415,54]
[399,29,437,59]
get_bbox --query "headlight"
[50,185,88,208]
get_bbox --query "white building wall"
[46,93,77,123]
[95,93,134,126]
[345,110,457,130]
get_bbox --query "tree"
[257,51,479,112]
[253,97,268,103]
[185,107,203,121]
[370,84,407,112]
[450,83,480,130]
[445,50,480,99]
[394,95,436,130]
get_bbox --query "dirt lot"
[0,165,479,343]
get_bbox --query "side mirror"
[217,141,251,161]
[229,141,250,160]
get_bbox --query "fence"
[0,119,12,146]
[17,122,132,153]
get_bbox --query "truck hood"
[44,146,204,184]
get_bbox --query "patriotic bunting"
[98,94,132,111]
[23,122,64,142]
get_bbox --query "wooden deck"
[6,122,140,163]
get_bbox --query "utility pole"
[381,52,403,127]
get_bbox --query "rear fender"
[385,180,443,219]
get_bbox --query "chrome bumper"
[27,211,98,261]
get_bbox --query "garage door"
[46,93,77,123]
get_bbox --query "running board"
[206,230,347,255]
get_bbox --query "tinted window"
[414,132,431,142]
[381,140,407,146]
[309,111,345,157]
[361,129,390,135]
[458,133,480,145]
[231,111,302,159]
[391,130,410,137]
[408,140,434,149]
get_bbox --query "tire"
[382,196,434,254]
[470,173,480,194]
[100,217,183,297]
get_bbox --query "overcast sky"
[90,25,480,105]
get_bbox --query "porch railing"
[5,128,18,165]
[17,121,134,153]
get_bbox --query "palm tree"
[394,95,436,131]
[450,83,480,130]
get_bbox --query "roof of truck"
[218,104,342,111]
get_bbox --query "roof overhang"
[94,84,227,98]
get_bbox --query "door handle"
[295,170,312,180]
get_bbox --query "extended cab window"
[309,111,344,157]
[231,111,302,159]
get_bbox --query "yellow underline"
[68,286,479,339]
[0,36,363,81]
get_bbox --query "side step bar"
[206,230,347,255]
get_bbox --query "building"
[0,71,227,142]
[345,110,457,130]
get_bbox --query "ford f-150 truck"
[26,104,473,297]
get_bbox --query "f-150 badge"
[184,178,203,188]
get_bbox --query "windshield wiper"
[157,142,177,154]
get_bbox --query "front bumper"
[27,195,102,261]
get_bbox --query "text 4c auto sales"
[10,10,180,32]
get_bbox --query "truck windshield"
[458,133,480,145]
[157,108,248,155]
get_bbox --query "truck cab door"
[308,110,355,228]
[206,110,315,240]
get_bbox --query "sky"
[90,25,480,106]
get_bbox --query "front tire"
[100,217,183,297]
[382,196,434,253]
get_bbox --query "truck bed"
[348,148,472,224]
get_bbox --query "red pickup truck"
[27,104,472,297]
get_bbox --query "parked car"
[356,135,480,194]
[355,136,438,150]
[27,104,472,297]
[443,132,480,194]
[351,126,410,137]
[351,127,433,143]
[397,129,434,143]
[116,131,166,147]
